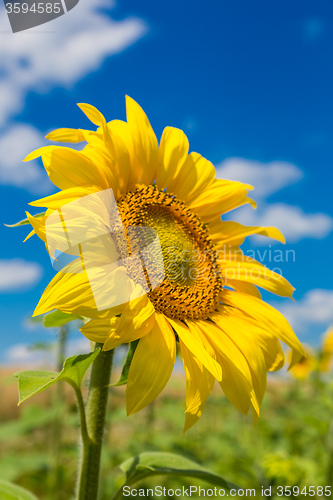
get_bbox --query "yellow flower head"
[319,326,333,373]
[25,97,305,431]
[289,345,316,380]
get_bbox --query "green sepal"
[112,340,139,387]
[0,478,39,500]
[43,309,83,328]
[117,452,238,491]
[4,212,45,228]
[15,349,100,405]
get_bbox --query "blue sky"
[0,0,332,364]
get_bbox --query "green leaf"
[43,310,83,328]
[4,212,45,228]
[16,349,100,404]
[112,340,139,386]
[117,452,238,490]
[58,349,101,387]
[16,371,58,405]
[0,479,39,500]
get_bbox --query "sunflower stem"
[73,384,89,447]
[76,344,113,500]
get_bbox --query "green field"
[1,357,332,500]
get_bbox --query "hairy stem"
[76,344,114,500]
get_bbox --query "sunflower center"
[116,184,223,320]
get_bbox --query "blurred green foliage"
[1,368,333,500]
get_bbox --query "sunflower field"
[1,323,333,500]
[1,2,333,499]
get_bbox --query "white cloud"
[216,158,333,243]
[275,289,333,335]
[4,337,90,366]
[4,344,49,366]
[216,157,303,198]
[232,203,333,243]
[0,259,43,292]
[0,124,53,192]
[0,0,147,125]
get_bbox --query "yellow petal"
[289,348,305,369]
[189,179,256,219]
[24,146,52,162]
[46,128,86,143]
[290,346,315,379]
[25,210,52,244]
[181,332,214,432]
[212,311,267,405]
[106,120,132,193]
[77,103,107,127]
[220,253,295,297]
[126,312,176,415]
[209,220,285,246]
[193,320,258,415]
[183,405,206,433]
[221,290,305,364]
[23,228,35,243]
[29,186,101,209]
[33,257,135,319]
[80,143,119,197]
[156,126,189,190]
[167,317,222,381]
[81,294,155,348]
[33,264,97,318]
[226,280,262,299]
[180,339,215,415]
[80,128,104,146]
[29,188,120,265]
[263,336,285,371]
[322,327,333,355]
[25,146,110,191]
[78,103,116,156]
[219,306,285,372]
[82,265,137,313]
[107,120,140,186]
[103,296,155,350]
[172,152,216,204]
[125,96,159,185]
[80,317,119,343]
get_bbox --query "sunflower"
[24,96,305,431]
[320,326,333,372]
[289,345,316,380]
[290,327,333,378]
